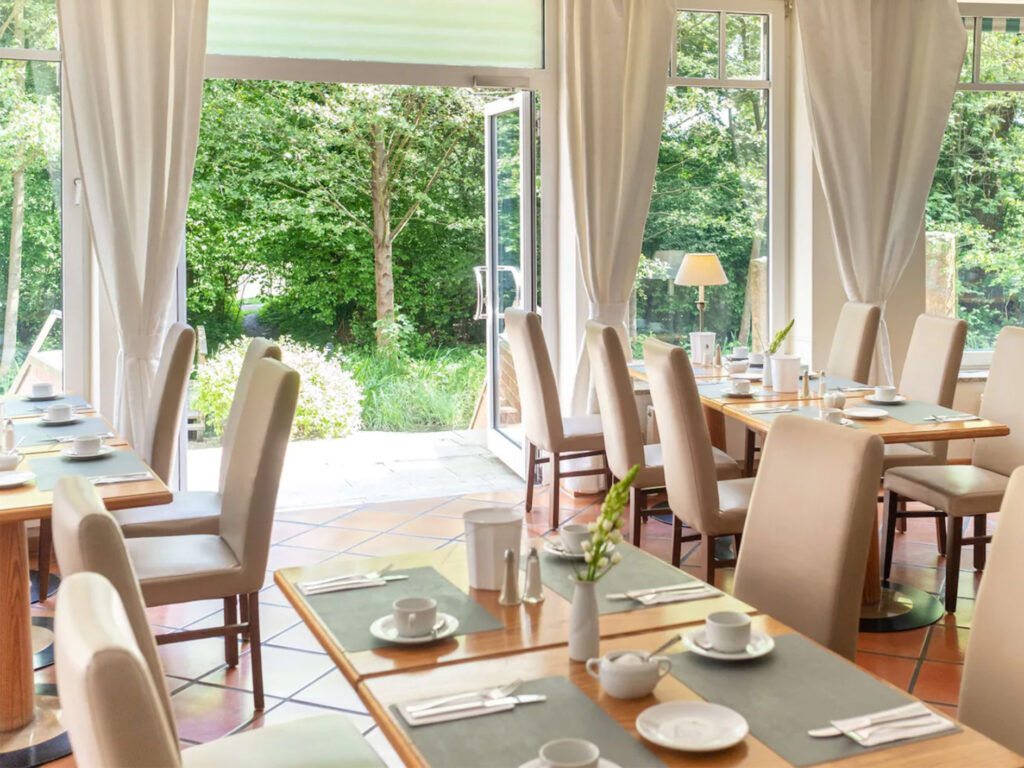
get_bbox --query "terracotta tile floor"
[35,488,981,767]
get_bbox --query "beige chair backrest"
[972,326,1024,477]
[898,314,967,461]
[219,358,300,586]
[143,323,196,483]
[50,475,175,738]
[586,321,644,479]
[218,338,282,492]
[504,309,563,452]
[55,572,181,768]
[959,466,1024,755]
[643,339,722,532]
[826,302,881,383]
[733,415,883,660]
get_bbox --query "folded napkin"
[300,579,387,596]
[636,587,718,605]
[833,703,955,747]
[927,414,980,424]
[397,695,545,727]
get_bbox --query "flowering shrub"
[193,336,362,441]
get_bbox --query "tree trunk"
[370,125,395,349]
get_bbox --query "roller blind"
[206,0,544,68]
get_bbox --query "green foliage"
[193,336,363,441]
[766,318,794,355]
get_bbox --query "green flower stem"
[579,464,639,582]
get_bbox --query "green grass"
[347,345,485,432]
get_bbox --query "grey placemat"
[301,566,503,652]
[668,634,960,766]
[738,404,865,429]
[852,399,977,426]
[14,416,110,447]
[392,676,665,768]
[28,450,150,491]
[535,542,703,614]
[3,394,91,418]
[698,380,772,400]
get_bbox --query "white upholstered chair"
[826,302,881,384]
[505,309,609,528]
[733,414,883,660]
[644,339,755,584]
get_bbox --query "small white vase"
[762,355,773,388]
[568,577,599,662]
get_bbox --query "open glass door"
[484,92,536,475]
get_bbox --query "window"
[0,0,63,395]
[636,3,783,355]
[927,13,1024,353]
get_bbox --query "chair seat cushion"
[182,714,384,768]
[112,491,222,538]
[632,443,666,488]
[557,414,605,452]
[713,477,756,535]
[712,447,742,481]
[881,443,941,471]
[126,534,244,607]
[884,465,1009,518]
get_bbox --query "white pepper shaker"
[522,547,544,604]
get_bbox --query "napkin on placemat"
[832,703,956,747]
[636,587,719,605]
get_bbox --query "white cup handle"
[405,612,416,630]
[654,657,672,678]
[585,658,602,679]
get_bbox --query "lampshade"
[674,253,728,287]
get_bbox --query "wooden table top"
[629,361,727,380]
[358,617,1023,768]
[723,397,1009,445]
[0,444,170,524]
[275,541,753,684]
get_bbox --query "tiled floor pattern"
[35,488,978,767]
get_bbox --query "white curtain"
[798,0,966,383]
[563,0,675,414]
[58,0,208,446]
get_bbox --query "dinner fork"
[406,679,524,714]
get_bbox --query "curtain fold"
[797,0,966,383]
[562,0,675,414]
[58,0,208,446]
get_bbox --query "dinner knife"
[606,583,706,600]
[90,472,153,485]
[411,694,546,719]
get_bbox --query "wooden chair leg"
[630,487,642,546]
[550,452,561,529]
[223,597,238,666]
[701,534,715,586]
[247,591,264,710]
[896,499,907,533]
[944,516,962,613]
[36,519,53,603]
[881,490,900,581]
[733,532,742,557]
[973,514,987,571]
[671,518,682,566]
[744,429,756,477]
[525,443,537,513]
[238,594,249,639]
[602,452,613,492]
[935,515,947,555]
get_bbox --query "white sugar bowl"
[822,391,846,410]
[586,650,672,699]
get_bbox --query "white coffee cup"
[749,351,765,365]
[820,407,844,425]
[538,738,600,768]
[72,435,103,456]
[726,360,749,374]
[731,345,749,360]
[392,596,437,638]
[586,650,672,699]
[730,379,751,395]
[0,451,21,471]
[560,523,591,555]
[705,611,752,653]
[46,403,73,422]
[874,385,897,402]
[31,382,54,399]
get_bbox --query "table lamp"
[674,252,728,332]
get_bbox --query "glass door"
[484,92,536,475]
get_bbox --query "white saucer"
[636,701,748,752]
[721,391,756,399]
[39,414,83,426]
[683,628,775,660]
[369,613,459,645]
[25,393,61,402]
[519,760,621,768]
[864,395,907,405]
[0,470,35,489]
[543,541,615,560]
[843,406,888,420]
[60,445,115,461]
[730,372,762,381]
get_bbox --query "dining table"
[0,402,171,768]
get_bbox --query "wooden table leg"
[862,521,882,605]
[744,428,756,477]
[0,521,34,732]
[704,406,727,451]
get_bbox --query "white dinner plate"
[543,541,615,561]
[369,613,459,645]
[39,414,83,426]
[863,395,907,405]
[0,470,35,489]
[636,702,748,752]
[24,393,62,402]
[60,445,115,461]
[721,391,756,399]
[519,760,622,768]
[730,372,762,381]
[843,406,888,420]
[682,628,775,661]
